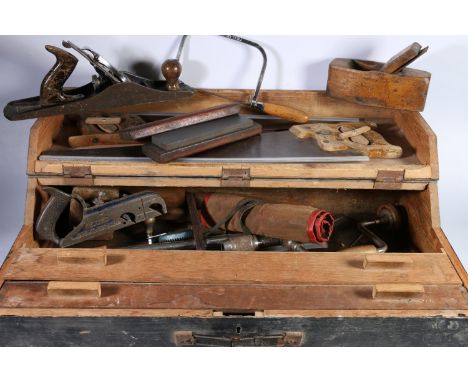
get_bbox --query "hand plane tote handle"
[35,187,168,247]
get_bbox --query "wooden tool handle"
[381,42,422,74]
[261,102,309,123]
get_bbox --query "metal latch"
[221,168,251,187]
[374,170,405,190]
[174,331,303,347]
[63,165,94,185]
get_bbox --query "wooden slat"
[0,308,466,318]
[434,227,468,287]
[27,115,63,174]
[0,308,214,318]
[401,184,442,252]
[263,309,468,318]
[363,254,414,268]
[394,111,438,179]
[1,282,466,311]
[0,225,36,289]
[34,160,432,182]
[36,175,428,191]
[47,281,101,297]
[372,283,425,299]
[23,179,40,226]
[3,249,461,285]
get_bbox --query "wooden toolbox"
[0,89,467,346]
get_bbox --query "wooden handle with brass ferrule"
[260,102,309,123]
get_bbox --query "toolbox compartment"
[0,178,466,315]
[29,90,437,190]
[0,90,466,346]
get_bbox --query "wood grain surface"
[1,282,466,311]
[327,59,431,111]
[3,249,460,285]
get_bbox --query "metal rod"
[359,220,388,253]
[176,35,188,61]
[220,35,267,103]
[174,35,267,103]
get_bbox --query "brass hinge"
[221,168,251,187]
[63,165,94,186]
[374,170,405,190]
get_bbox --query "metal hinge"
[221,168,251,187]
[174,331,303,347]
[374,170,405,190]
[63,165,94,185]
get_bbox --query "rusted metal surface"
[186,192,206,250]
[120,103,240,140]
[174,330,303,347]
[35,188,167,247]
[374,170,405,190]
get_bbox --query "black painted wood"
[0,316,467,346]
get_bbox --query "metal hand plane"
[4,40,193,121]
[35,187,167,247]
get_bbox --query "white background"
[0,35,467,267]
[1,0,468,380]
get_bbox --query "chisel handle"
[261,102,309,123]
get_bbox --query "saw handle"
[261,102,309,124]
